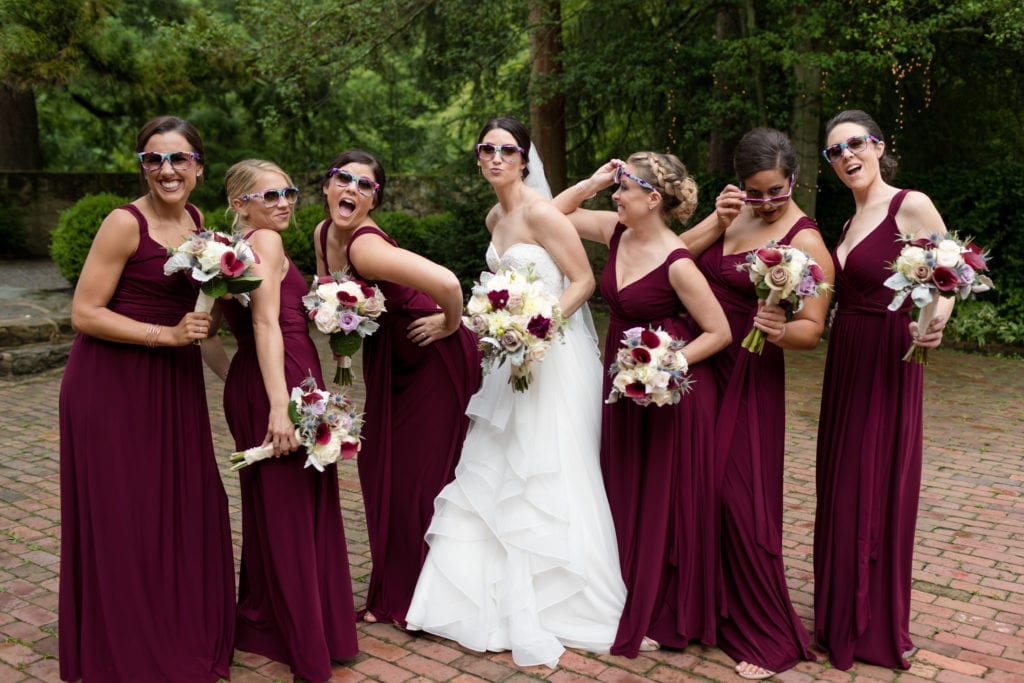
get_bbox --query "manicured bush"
[49,193,132,286]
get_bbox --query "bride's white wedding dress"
[405,242,626,668]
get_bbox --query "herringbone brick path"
[1,343,1021,682]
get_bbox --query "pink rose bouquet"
[229,375,362,471]
[606,326,692,407]
[464,265,565,392]
[736,242,829,354]
[163,230,263,313]
[884,231,993,363]
[302,271,386,384]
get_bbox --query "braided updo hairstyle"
[626,152,698,223]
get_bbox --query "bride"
[405,117,626,668]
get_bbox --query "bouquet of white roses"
[229,375,363,472]
[606,326,693,407]
[302,271,386,385]
[163,231,262,313]
[464,265,565,392]
[884,231,992,364]
[736,242,829,354]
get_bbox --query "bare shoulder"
[525,197,573,232]
[896,189,945,235]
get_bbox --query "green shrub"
[49,193,132,286]
[0,200,27,257]
[945,300,1024,349]
[282,203,323,277]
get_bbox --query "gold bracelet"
[144,324,162,348]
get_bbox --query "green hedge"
[49,193,133,286]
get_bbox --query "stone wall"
[1,172,141,257]
[0,171,447,258]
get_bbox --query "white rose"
[934,239,962,268]
[196,241,231,272]
[314,304,339,334]
[466,295,489,315]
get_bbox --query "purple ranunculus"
[338,310,364,333]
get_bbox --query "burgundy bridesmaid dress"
[321,223,481,626]
[697,217,817,673]
[600,224,718,657]
[59,204,234,682]
[221,237,359,681]
[814,189,923,670]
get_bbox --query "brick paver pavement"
[0,342,1021,682]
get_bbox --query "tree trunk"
[528,0,566,193]
[0,85,43,170]
[708,9,741,177]
[790,13,822,218]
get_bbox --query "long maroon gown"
[600,224,718,657]
[814,189,922,670]
[320,223,481,626]
[697,217,817,672]
[221,237,359,681]
[58,204,234,682]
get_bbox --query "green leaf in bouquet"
[201,279,229,298]
[225,275,264,295]
[287,400,302,425]
[330,332,363,356]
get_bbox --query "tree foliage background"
[3,0,1023,317]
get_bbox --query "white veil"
[526,144,600,347]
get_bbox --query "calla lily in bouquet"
[464,265,565,392]
[302,271,386,385]
[164,231,263,314]
[884,231,993,364]
[229,375,363,471]
[736,242,829,354]
[606,326,693,407]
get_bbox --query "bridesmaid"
[684,128,832,679]
[58,116,234,681]
[553,152,731,657]
[313,149,481,627]
[814,109,950,670]
[202,159,359,681]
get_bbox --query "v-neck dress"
[58,203,234,682]
[814,189,923,670]
[221,231,359,680]
[319,223,481,626]
[696,217,818,673]
[599,223,719,657]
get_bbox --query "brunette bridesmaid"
[203,159,359,681]
[554,152,731,657]
[685,128,832,679]
[814,109,950,670]
[313,150,481,626]
[58,116,233,681]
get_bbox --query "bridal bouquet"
[736,242,829,354]
[606,326,693,407]
[464,265,565,392]
[229,375,363,472]
[884,231,993,364]
[302,271,386,385]
[163,231,262,313]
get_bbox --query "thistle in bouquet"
[163,230,263,313]
[303,270,386,385]
[606,326,693,407]
[736,242,829,354]
[230,375,363,471]
[884,231,993,364]
[464,265,566,392]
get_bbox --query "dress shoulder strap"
[116,204,147,235]
[887,188,912,217]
